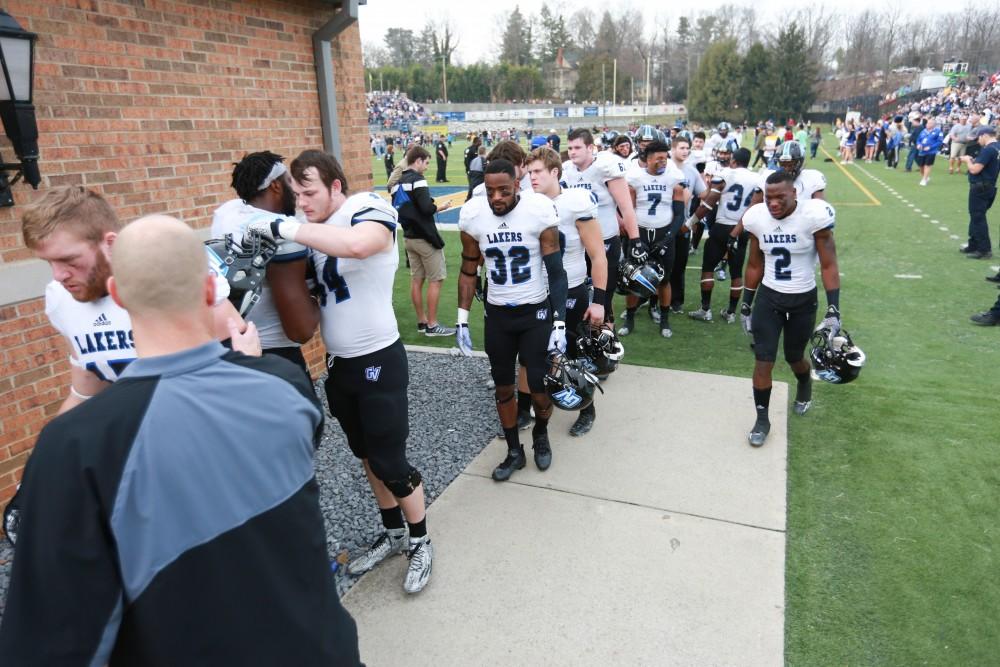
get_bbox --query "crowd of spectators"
[367,90,435,129]
[886,70,1000,125]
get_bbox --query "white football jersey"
[211,199,309,349]
[760,168,827,199]
[561,151,628,238]
[310,192,400,358]
[46,282,135,384]
[471,173,532,199]
[627,162,688,230]
[686,149,708,166]
[717,167,765,225]
[459,191,558,306]
[743,199,836,293]
[45,249,231,383]
[704,133,729,156]
[553,188,599,289]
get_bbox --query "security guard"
[961,125,1000,262]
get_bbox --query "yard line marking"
[950,234,960,239]
[914,208,922,213]
[922,214,930,218]
[939,226,949,231]
[894,274,923,279]
[931,220,939,224]
[819,145,881,205]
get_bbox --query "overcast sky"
[358,0,943,65]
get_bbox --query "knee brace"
[384,467,422,499]
[495,387,516,407]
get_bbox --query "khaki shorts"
[405,237,446,282]
[950,141,967,158]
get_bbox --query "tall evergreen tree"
[687,39,743,122]
[741,42,771,121]
[501,7,532,65]
[764,22,818,122]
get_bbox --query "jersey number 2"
[484,246,531,285]
[771,247,792,281]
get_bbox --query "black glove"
[726,234,739,255]
[629,237,649,263]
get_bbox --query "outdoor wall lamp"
[0,10,39,206]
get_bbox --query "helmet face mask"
[575,323,625,377]
[810,329,866,384]
[544,352,603,411]
[778,140,805,179]
[205,232,279,317]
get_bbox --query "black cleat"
[970,311,1000,326]
[569,406,595,437]
[748,417,771,447]
[985,273,1000,284]
[492,447,526,481]
[967,251,994,259]
[532,432,552,470]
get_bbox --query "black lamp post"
[0,10,38,206]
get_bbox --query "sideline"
[819,144,882,206]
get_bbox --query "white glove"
[456,324,473,356]
[246,217,301,243]
[739,303,753,336]
[548,320,567,354]
[816,305,841,336]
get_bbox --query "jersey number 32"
[484,246,531,285]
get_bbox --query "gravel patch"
[0,349,496,621]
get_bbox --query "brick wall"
[0,0,372,502]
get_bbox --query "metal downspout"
[313,0,362,159]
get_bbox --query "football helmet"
[544,352,603,411]
[576,322,625,377]
[205,231,279,316]
[3,488,20,546]
[636,124,657,146]
[618,258,664,299]
[777,140,806,179]
[715,138,739,163]
[810,328,866,384]
[717,121,731,134]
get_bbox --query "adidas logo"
[497,222,509,229]
[93,313,111,327]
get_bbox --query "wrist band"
[592,287,607,305]
[825,288,840,311]
[278,219,302,241]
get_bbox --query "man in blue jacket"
[916,117,944,186]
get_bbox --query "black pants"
[701,223,748,279]
[564,283,590,359]
[967,182,997,253]
[484,300,552,392]
[436,160,447,181]
[586,235,621,322]
[750,286,817,363]
[264,345,311,382]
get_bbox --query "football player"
[527,147,608,437]
[670,135,706,313]
[456,159,567,480]
[740,170,842,447]
[757,141,827,201]
[213,151,319,377]
[621,140,688,338]
[689,147,759,323]
[246,150,434,594]
[22,186,259,417]
[612,135,634,160]
[704,122,732,159]
[470,140,531,198]
[562,128,645,325]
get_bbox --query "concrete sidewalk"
[343,361,788,666]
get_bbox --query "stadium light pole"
[612,58,617,107]
[441,53,448,103]
[602,61,606,124]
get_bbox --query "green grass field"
[373,138,1000,665]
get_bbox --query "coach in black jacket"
[392,146,455,336]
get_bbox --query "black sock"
[659,305,669,327]
[753,386,771,422]
[380,506,405,530]
[503,426,521,452]
[728,293,740,313]
[517,391,532,414]
[701,287,712,310]
[794,371,812,403]
[408,517,427,539]
[532,419,549,439]
[579,402,595,418]
[626,306,637,318]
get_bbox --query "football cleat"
[793,400,812,416]
[403,537,433,594]
[660,326,673,339]
[617,314,635,336]
[748,418,771,447]
[719,308,736,324]
[569,405,595,437]
[688,308,713,322]
[532,431,552,470]
[348,528,408,576]
[648,302,661,324]
[492,447,526,481]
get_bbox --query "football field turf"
[372,138,999,665]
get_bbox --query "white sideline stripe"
[894,274,923,279]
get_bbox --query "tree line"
[363,4,1000,112]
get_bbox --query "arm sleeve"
[0,423,125,663]
[543,251,568,321]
